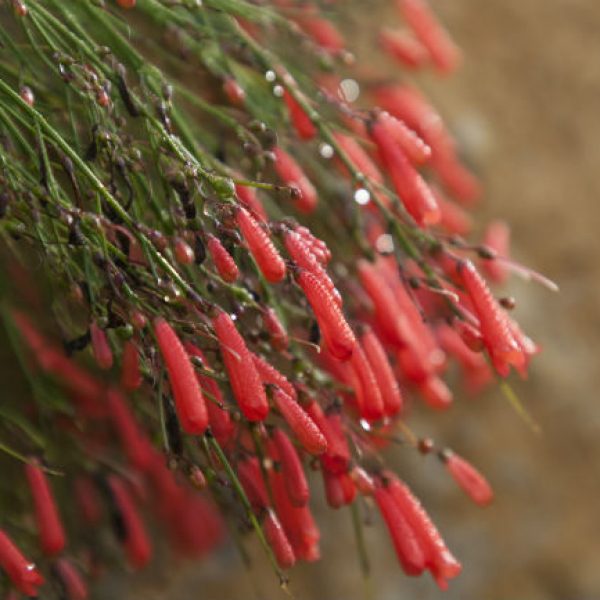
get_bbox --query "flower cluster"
[0,0,550,597]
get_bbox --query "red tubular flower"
[360,326,403,416]
[0,529,44,596]
[235,207,286,283]
[370,117,440,226]
[458,260,524,376]
[107,389,154,471]
[283,90,316,141]
[25,459,66,556]
[296,269,356,360]
[284,229,341,305]
[154,318,209,435]
[419,376,453,410]
[183,344,235,447]
[74,476,103,525]
[322,470,356,508]
[55,558,88,600]
[262,307,289,351]
[273,147,318,213]
[271,428,310,507]
[397,0,461,74]
[269,468,320,562]
[481,220,510,284]
[305,402,350,474]
[349,343,385,421]
[295,14,345,54]
[90,321,113,370]
[206,234,240,283]
[107,475,152,569]
[235,183,267,222]
[120,339,142,391]
[378,111,432,165]
[272,387,327,456]
[443,451,494,506]
[373,84,450,149]
[385,474,462,589]
[379,28,429,69]
[322,469,345,509]
[212,309,269,421]
[357,259,413,347]
[374,482,426,576]
[294,225,331,265]
[251,353,297,401]
[238,457,270,511]
[332,132,384,185]
[264,509,296,569]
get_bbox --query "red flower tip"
[360,326,404,416]
[374,481,426,576]
[379,28,429,69]
[273,147,318,213]
[271,428,310,507]
[443,451,494,506]
[458,260,524,375]
[370,117,440,227]
[206,234,240,283]
[235,182,267,222]
[25,458,66,556]
[223,77,246,106]
[90,321,113,370]
[212,310,269,422]
[385,474,462,585]
[350,343,385,422]
[283,90,317,141]
[55,558,88,600]
[262,307,289,351]
[264,509,296,569]
[235,207,287,283]
[0,529,44,596]
[272,387,327,456]
[153,318,209,435]
[107,475,152,568]
[398,0,462,74]
[305,402,350,475]
[173,237,195,265]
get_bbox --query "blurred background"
[5,1,600,599]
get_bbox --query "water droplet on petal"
[340,78,360,103]
[354,188,370,205]
[319,143,334,159]
[375,234,394,254]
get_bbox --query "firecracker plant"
[0,0,555,597]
